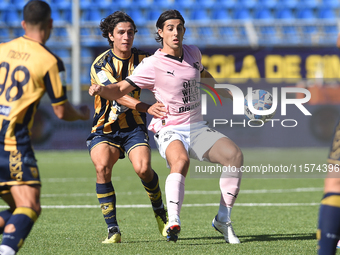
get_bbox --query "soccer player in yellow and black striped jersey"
[317,33,340,255]
[0,1,89,254]
[86,11,168,243]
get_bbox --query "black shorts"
[86,125,150,159]
[0,142,40,196]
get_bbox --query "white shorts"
[154,121,226,166]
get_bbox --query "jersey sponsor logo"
[182,80,199,104]
[97,70,109,84]
[178,102,201,113]
[0,105,11,116]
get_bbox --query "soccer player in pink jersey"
[89,10,243,244]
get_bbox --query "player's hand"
[89,84,102,96]
[147,102,167,118]
[79,105,90,120]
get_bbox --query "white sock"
[169,214,181,226]
[165,173,185,218]
[217,204,232,222]
[0,245,16,255]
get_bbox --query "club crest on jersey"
[95,57,105,67]
[30,167,39,178]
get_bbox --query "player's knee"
[35,205,42,217]
[324,177,340,193]
[4,224,16,233]
[0,215,7,228]
[29,203,41,217]
[134,161,152,180]
[234,147,243,165]
[95,165,112,179]
[170,157,190,175]
[224,146,243,167]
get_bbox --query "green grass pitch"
[0,148,330,254]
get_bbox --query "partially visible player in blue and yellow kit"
[318,119,340,255]
[317,33,340,254]
[86,11,167,243]
[0,1,90,254]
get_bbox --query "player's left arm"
[201,69,233,100]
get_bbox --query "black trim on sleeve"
[200,68,205,73]
[125,78,140,88]
[43,72,67,104]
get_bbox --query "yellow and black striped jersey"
[0,36,68,151]
[88,47,149,137]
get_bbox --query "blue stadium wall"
[32,46,340,150]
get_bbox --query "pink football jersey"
[126,45,204,133]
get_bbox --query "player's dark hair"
[155,10,185,45]
[100,11,137,48]
[23,0,51,26]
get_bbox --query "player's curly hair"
[100,11,137,48]
[155,10,185,45]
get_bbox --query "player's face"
[109,22,135,55]
[158,19,185,52]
